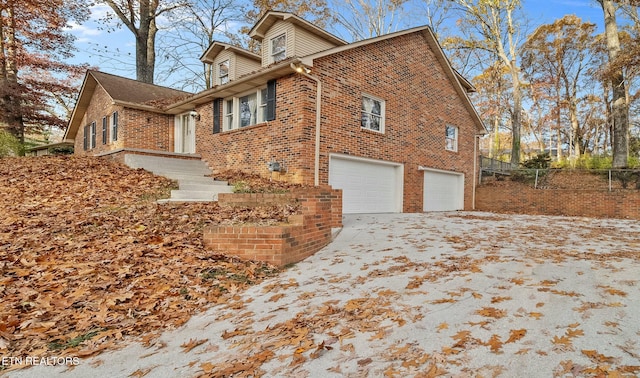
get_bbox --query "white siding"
[235,55,261,78]
[212,51,235,84]
[262,21,294,67]
[293,26,340,57]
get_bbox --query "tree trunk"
[104,0,157,84]
[600,0,629,168]
[569,101,581,157]
[136,1,155,83]
[0,3,25,144]
[509,65,522,167]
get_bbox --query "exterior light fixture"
[295,65,311,74]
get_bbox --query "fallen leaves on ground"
[0,156,298,365]
[212,169,312,193]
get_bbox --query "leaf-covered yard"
[0,156,297,367]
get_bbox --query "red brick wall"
[313,33,478,212]
[124,109,174,151]
[194,31,480,212]
[203,187,342,266]
[195,74,315,184]
[75,85,176,156]
[476,186,640,220]
[74,86,125,155]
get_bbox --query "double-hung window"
[90,121,96,148]
[218,60,229,85]
[271,34,286,62]
[111,111,118,142]
[102,116,108,144]
[224,88,268,130]
[445,125,458,152]
[224,99,234,130]
[361,95,385,133]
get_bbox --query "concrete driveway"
[9,212,640,377]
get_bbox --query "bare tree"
[100,0,187,84]
[597,0,629,167]
[448,0,526,167]
[156,0,241,91]
[331,0,409,41]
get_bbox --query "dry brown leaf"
[476,307,507,319]
[505,329,527,344]
[129,367,154,377]
[552,335,573,346]
[267,293,286,302]
[486,334,503,353]
[180,338,208,353]
[582,349,616,364]
[0,157,287,361]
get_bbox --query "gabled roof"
[169,24,486,134]
[200,42,261,64]
[299,26,486,134]
[64,71,191,140]
[249,11,346,46]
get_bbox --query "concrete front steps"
[124,154,233,202]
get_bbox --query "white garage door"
[329,156,402,214]
[423,170,464,212]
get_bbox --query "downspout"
[473,134,480,210]
[291,63,322,186]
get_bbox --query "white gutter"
[290,63,322,186]
[473,134,479,210]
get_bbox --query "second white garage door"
[423,169,464,212]
[329,156,403,214]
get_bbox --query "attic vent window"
[219,60,229,85]
[271,34,286,62]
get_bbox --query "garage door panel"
[423,170,464,212]
[329,157,401,214]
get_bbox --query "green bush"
[521,153,551,169]
[0,130,23,157]
[48,145,74,155]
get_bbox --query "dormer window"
[271,34,286,62]
[218,60,229,85]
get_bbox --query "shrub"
[48,145,74,155]
[0,130,23,157]
[521,153,551,169]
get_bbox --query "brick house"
[66,11,486,214]
[65,71,191,156]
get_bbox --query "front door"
[175,113,195,154]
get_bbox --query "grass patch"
[47,329,102,351]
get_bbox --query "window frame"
[90,121,96,149]
[111,111,118,142]
[223,87,268,131]
[445,124,458,152]
[361,94,385,133]
[271,33,286,63]
[102,116,108,145]
[218,60,229,85]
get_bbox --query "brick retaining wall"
[203,186,342,266]
[476,185,640,219]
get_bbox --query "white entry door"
[329,155,403,214]
[175,113,195,154]
[423,169,464,212]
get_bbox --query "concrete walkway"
[8,212,640,377]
